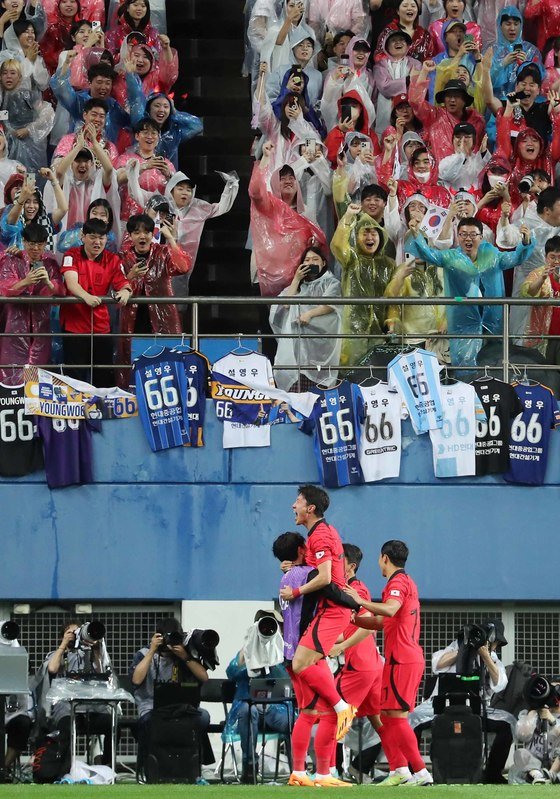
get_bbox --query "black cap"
[385,29,413,46]
[435,79,473,106]
[453,122,476,137]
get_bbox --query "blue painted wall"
[2,401,559,602]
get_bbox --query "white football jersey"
[429,381,485,478]
[358,383,407,482]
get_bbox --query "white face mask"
[413,170,430,182]
[487,174,506,188]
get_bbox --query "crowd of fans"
[0,0,242,388]
[245,0,560,389]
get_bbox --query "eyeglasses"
[458,232,481,239]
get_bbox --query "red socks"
[379,716,425,773]
[291,712,317,772]
[314,713,338,775]
[297,659,341,708]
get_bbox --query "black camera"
[524,675,560,710]
[257,616,279,638]
[164,630,184,647]
[185,629,220,671]
[455,622,496,676]
[75,621,105,649]
[518,175,534,194]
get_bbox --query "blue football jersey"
[133,349,190,452]
[174,349,210,447]
[300,380,364,488]
[388,348,443,434]
[504,382,560,486]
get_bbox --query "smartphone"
[304,264,321,281]
[29,261,42,271]
[360,140,371,152]
[404,252,416,265]
[26,172,36,185]
[340,100,353,122]
[513,43,523,51]
[91,19,101,30]
[464,33,474,44]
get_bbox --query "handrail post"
[192,302,199,351]
[502,299,509,382]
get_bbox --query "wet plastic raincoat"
[0,84,54,173]
[405,232,535,365]
[0,250,62,382]
[490,7,542,100]
[524,0,560,51]
[249,161,326,296]
[375,19,436,64]
[495,117,560,206]
[330,213,397,365]
[324,86,376,167]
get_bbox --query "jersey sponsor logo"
[211,379,267,404]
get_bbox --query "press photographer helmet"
[75,620,105,649]
[0,620,19,644]
[524,675,560,709]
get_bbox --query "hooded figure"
[260,0,315,72]
[377,129,425,184]
[339,130,378,200]
[249,159,326,296]
[1,18,49,90]
[128,90,203,169]
[397,146,452,207]
[426,19,478,102]
[476,152,513,233]
[372,30,422,135]
[0,243,62,383]
[271,65,326,138]
[375,0,436,64]
[406,228,535,365]
[490,7,543,99]
[331,210,397,365]
[495,118,560,206]
[40,0,80,74]
[164,170,239,284]
[116,43,178,111]
[0,183,59,250]
[105,0,162,55]
[289,137,332,233]
[265,29,322,108]
[321,36,375,130]
[323,86,376,167]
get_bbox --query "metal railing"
[2,294,560,385]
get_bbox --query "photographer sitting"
[46,620,115,765]
[130,618,214,772]
[509,675,560,784]
[411,619,513,783]
[225,610,291,784]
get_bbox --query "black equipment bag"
[144,703,201,784]
[32,734,71,784]
[430,701,483,784]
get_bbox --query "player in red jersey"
[346,540,432,786]
[280,485,356,788]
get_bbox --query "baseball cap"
[453,122,476,137]
[392,92,409,108]
[385,29,412,46]
[445,19,467,33]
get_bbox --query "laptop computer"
[249,677,293,702]
[153,681,201,709]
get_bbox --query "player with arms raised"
[346,539,431,786]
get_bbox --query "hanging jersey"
[358,383,407,482]
[133,348,190,452]
[387,348,443,434]
[504,382,560,486]
[211,352,274,449]
[429,381,486,478]
[36,416,100,489]
[470,378,523,475]
[0,383,43,477]
[382,570,423,664]
[299,380,364,488]
[174,349,210,448]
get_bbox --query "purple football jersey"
[279,565,312,660]
[37,416,100,489]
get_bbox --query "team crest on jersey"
[316,550,325,559]
[390,589,401,596]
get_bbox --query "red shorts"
[381,660,424,713]
[337,667,382,716]
[299,604,352,657]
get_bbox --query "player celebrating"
[346,540,432,786]
[280,485,357,787]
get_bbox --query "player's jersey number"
[319,408,353,445]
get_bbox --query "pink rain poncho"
[0,252,63,383]
[249,161,326,297]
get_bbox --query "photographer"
[45,619,115,765]
[225,610,291,784]
[130,617,214,771]
[509,675,560,784]
[411,619,513,783]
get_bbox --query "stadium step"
[166,0,255,335]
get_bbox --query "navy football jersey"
[300,380,364,488]
[174,349,210,447]
[36,416,100,489]
[0,383,43,477]
[504,382,560,486]
[133,349,190,452]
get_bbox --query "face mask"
[488,174,506,188]
[413,170,430,182]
